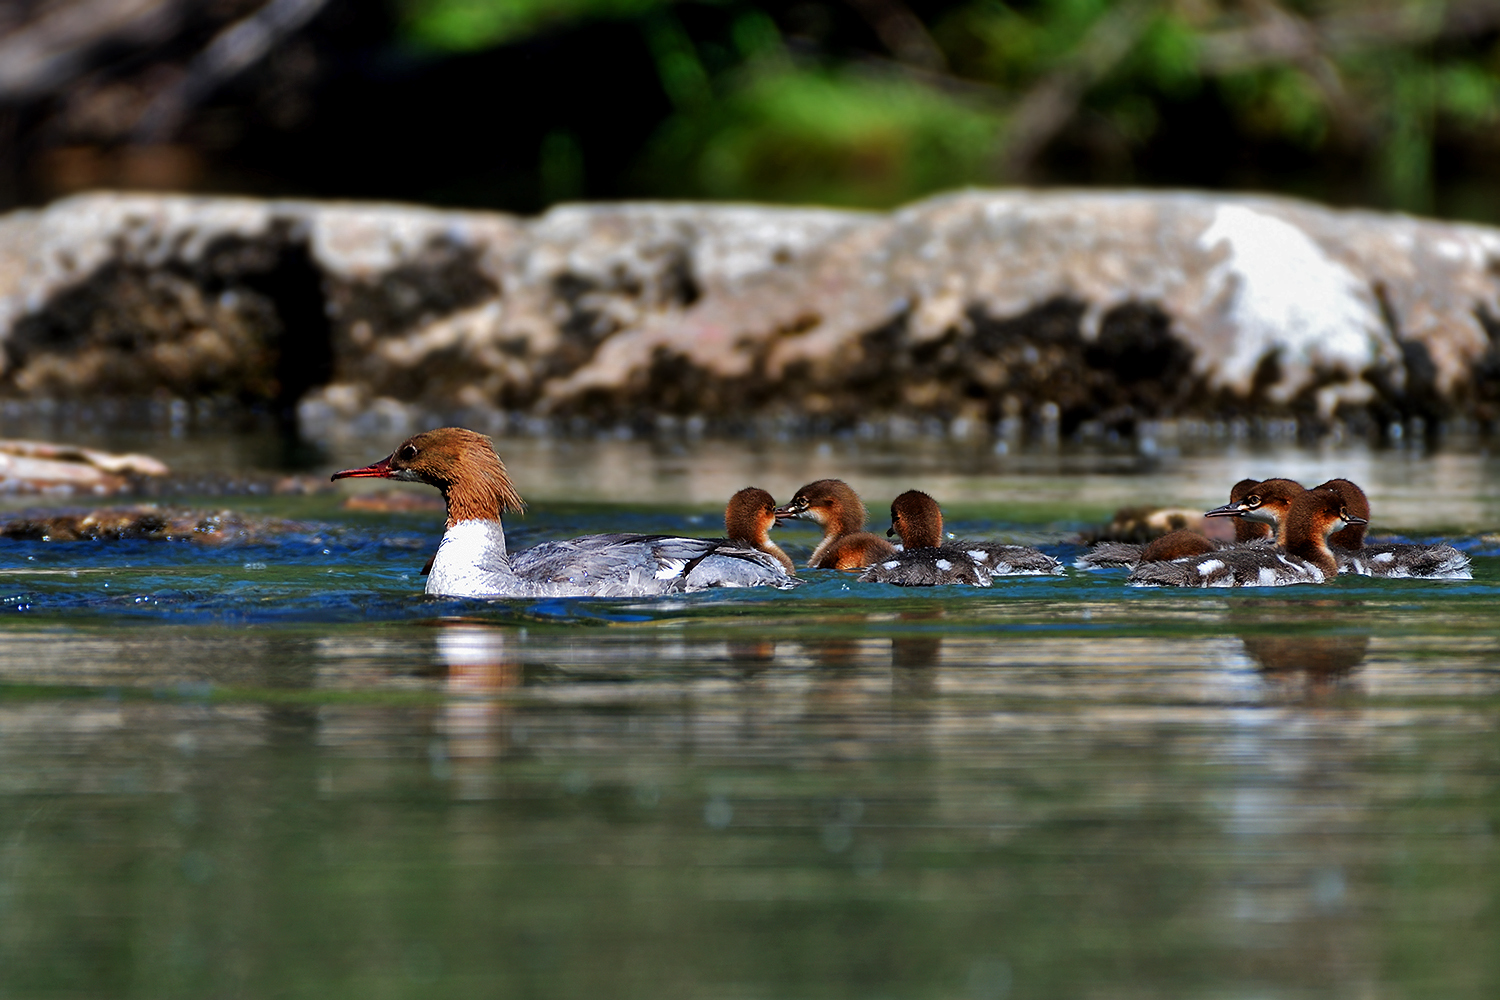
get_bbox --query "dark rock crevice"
[7,223,339,435]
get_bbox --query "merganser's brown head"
[726,488,778,546]
[774,479,868,537]
[331,427,524,527]
[725,487,794,575]
[887,490,945,549]
[1313,478,1370,549]
[1281,487,1366,577]
[1204,478,1305,530]
[1228,478,1272,543]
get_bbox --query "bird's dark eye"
[398,444,418,462]
[1245,495,1262,506]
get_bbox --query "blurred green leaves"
[639,63,1003,206]
[391,0,1500,218]
[400,0,677,50]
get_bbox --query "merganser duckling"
[773,479,897,570]
[1129,487,1363,587]
[1202,477,1305,531]
[332,428,797,597]
[1313,478,1471,579]
[913,496,1062,577]
[858,490,990,586]
[1076,479,1270,569]
[725,487,796,576]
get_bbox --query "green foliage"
[1435,63,1500,125]
[1131,13,1199,97]
[638,65,1003,207]
[391,0,1500,219]
[398,0,676,50]
[1218,66,1329,147]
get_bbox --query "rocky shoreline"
[1,190,1497,442]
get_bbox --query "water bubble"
[402,943,443,984]
[180,850,214,884]
[171,796,198,826]
[967,958,1013,1000]
[243,562,267,571]
[1312,867,1346,912]
[427,739,451,781]
[704,795,733,829]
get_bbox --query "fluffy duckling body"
[1129,487,1363,587]
[774,479,897,570]
[1076,479,1270,570]
[1314,478,1470,579]
[858,490,992,586]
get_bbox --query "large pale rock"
[0,189,1497,436]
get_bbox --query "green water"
[1,433,1498,998]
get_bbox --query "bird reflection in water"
[726,640,777,680]
[434,621,521,799]
[891,610,944,697]
[1233,602,1370,700]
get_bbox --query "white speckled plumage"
[858,544,992,586]
[961,540,1064,576]
[1127,487,1358,588]
[1336,541,1471,580]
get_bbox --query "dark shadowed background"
[4,0,1499,219]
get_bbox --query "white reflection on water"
[436,622,517,799]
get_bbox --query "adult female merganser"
[773,479,897,570]
[1313,478,1471,579]
[332,428,797,597]
[1075,479,1270,569]
[1129,486,1363,587]
[858,490,990,586]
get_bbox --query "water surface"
[1,433,1498,998]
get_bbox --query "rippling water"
[1,433,1498,997]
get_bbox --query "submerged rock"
[0,505,304,543]
[1,190,1498,437]
[0,439,168,494]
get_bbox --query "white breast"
[426,519,518,598]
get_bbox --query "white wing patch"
[654,559,688,580]
[1373,551,1395,563]
[1258,567,1278,586]
[935,559,953,571]
[882,560,901,570]
[1197,559,1224,576]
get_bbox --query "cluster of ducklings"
[743,476,1470,588]
[733,480,1064,587]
